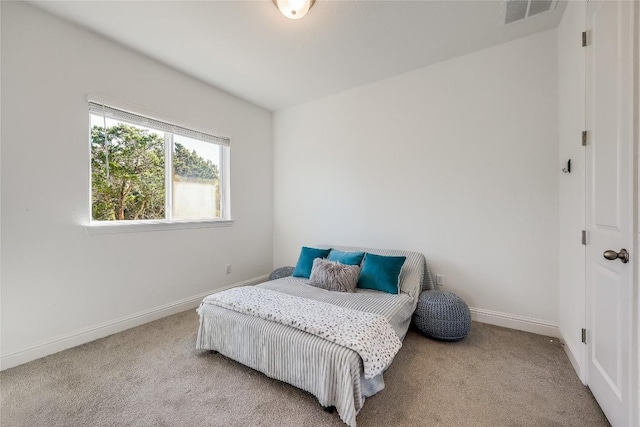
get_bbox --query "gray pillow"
[308,258,361,293]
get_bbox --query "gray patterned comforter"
[196,246,432,427]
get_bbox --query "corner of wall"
[560,328,586,385]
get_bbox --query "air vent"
[503,0,557,24]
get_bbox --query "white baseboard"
[0,274,269,371]
[469,306,560,338]
[559,330,586,385]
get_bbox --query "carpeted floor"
[1,310,609,427]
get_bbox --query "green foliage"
[91,124,166,221]
[91,124,221,221]
[173,142,219,181]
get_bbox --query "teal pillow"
[357,253,406,294]
[292,247,331,278]
[328,249,365,266]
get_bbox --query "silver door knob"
[603,248,629,263]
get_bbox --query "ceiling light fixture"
[273,0,316,20]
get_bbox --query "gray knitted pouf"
[413,290,471,341]
[269,266,294,281]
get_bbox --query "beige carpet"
[1,310,608,427]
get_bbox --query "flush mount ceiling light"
[273,0,316,20]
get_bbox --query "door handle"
[603,249,629,263]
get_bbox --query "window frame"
[86,96,232,234]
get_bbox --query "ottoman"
[268,266,294,281]
[413,290,471,341]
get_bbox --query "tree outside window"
[90,106,227,222]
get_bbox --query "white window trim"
[86,219,234,235]
[87,94,232,230]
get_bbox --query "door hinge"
[581,328,587,344]
[581,230,587,245]
[581,130,587,146]
[582,31,587,47]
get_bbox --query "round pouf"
[269,266,294,281]
[413,290,471,341]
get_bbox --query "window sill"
[86,219,234,235]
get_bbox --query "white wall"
[557,0,586,382]
[274,30,560,332]
[0,2,273,368]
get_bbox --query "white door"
[585,1,635,426]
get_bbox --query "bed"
[196,246,434,426]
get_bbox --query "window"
[89,101,230,224]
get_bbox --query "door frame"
[635,1,640,423]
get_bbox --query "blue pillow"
[357,253,406,294]
[328,249,365,266]
[292,247,332,278]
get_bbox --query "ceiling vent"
[503,0,557,24]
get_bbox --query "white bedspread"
[199,286,402,379]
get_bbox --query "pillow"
[292,246,332,278]
[308,258,361,293]
[328,249,365,266]
[357,253,406,294]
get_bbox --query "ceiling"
[29,0,567,111]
